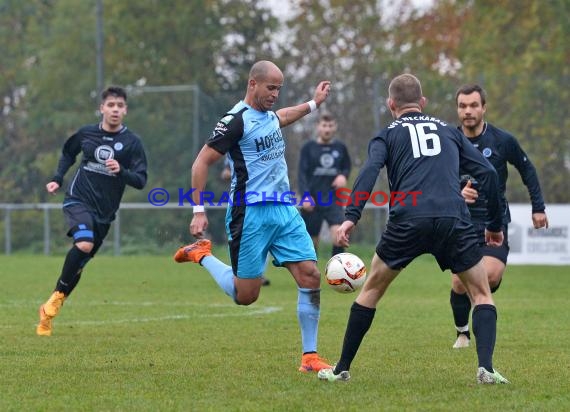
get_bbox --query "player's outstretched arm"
[276,81,331,128]
[189,145,223,238]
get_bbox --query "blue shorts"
[225,203,317,278]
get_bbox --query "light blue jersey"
[207,101,292,205]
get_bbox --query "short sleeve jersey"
[207,101,291,205]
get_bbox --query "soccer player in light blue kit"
[175,60,332,373]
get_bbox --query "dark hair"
[319,112,336,122]
[455,84,486,106]
[101,86,127,102]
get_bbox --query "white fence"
[0,203,225,256]
[0,203,388,256]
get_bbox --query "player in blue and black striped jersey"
[36,86,148,336]
[318,74,509,384]
[174,61,333,373]
[449,84,548,349]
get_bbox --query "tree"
[2,0,279,201]
[278,1,465,188]
[1,0,280,249]
[0,0,57,203]
[456,0,570,202]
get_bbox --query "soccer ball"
[324,253,367,293]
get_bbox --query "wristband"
[193,205,205,214]
[308,100,317,112]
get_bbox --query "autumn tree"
[456,0,570,202]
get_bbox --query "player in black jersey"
[318,74,510,384]
[36,86,148,336]
[298,112,351,257]
[450,84,548,349]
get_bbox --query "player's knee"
[451,275,466,293]
[307,267,322,287]
[234,281,261,305]
[297,273,321,290]
[75,241,94,254]
[287,261,321,289]
[489,278,502,293]
[235,293,259,306]
[487,271,503,291]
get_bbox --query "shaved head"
[249,60,282,82]
[244,60,284,111]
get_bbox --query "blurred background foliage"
[1,0,568,252]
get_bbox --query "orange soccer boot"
[36,291,66,336]
[174,239,212,264]
[298,353,332,373]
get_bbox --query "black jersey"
[298,139,351,197]
[52,123,148,223]
[459,122,545,225]
[345,112,502,232]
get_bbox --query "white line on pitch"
[0,305,283,329]
[0,301,238,308]
[61,306,282,326]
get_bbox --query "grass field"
[1,245,569,411]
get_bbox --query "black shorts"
[63,203,110,255]
[376,217,482,273]
[473,222,510,264]
[301,204,345,237]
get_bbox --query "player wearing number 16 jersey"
[319,74,509,384]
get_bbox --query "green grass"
[1,246,569,411]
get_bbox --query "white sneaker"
[317,368,351,382]
[453,334,470,349]
[476,367,510,384]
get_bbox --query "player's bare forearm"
[191,145,223,204]
[277,81,331,128]
[189,148,212,238]
[277,104,312,128]
[190,164,208,205]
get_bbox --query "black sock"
[472,304,497,372]
[334,302,376,374]
[332,245,345,256]
[450,289,471,338]
[55,246,91,296]
[66,268,84,295]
